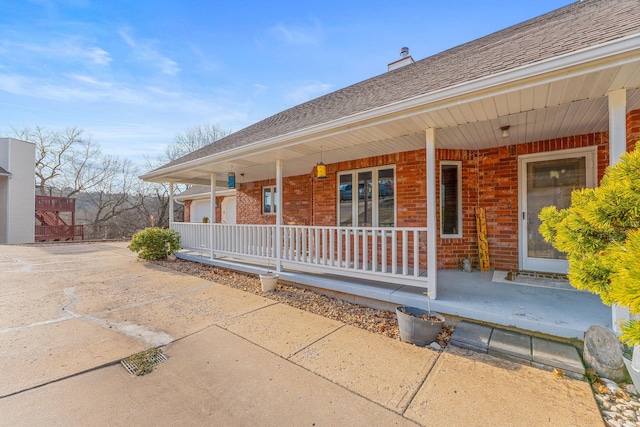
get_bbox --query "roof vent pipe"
[388,47,415,72]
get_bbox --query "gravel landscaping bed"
[152,258,453,348]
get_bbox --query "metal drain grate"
[121,348,167,376]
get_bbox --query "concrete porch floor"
[176,250,612,341]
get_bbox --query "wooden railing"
[35,225,84,241]
[171,222,429,287]
[35,195,76,211]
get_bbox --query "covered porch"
[142,7,640,341]
[173,246,611,340]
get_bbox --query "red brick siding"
[216,196,224,223]
[183,200,192,222]
[628,109,640,152]
[237,175,312,225]
[233,109,640,271]
[475,133,609,271]
[436,150,479,270]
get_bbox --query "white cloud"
[118,30,180,76]
[268,21,324,45]
[253,83,268,95]
[67,73,112,87]
[2,38,112,65]
[82,46,112,65]
[0,70,251,121]
[285,81,332,104]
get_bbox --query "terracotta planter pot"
[396,306,444,346]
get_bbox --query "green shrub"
[539,143,640,345]
[128,227,180,260]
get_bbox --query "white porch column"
[609,89,629,331]
[609,89,627,164]
[169,182,174,225]
[275,159,283,272]
[210,173,216,260]
[425,128,437,299]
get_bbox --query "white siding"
[0,177,7,243]
[0,138,35,244]
[192,200,211,223]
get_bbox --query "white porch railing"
[171,222,429,287]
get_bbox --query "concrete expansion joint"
[0,358,123,400]
[287,323,347,360]
[400,346,445,417]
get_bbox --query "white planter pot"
[633,344,640,371]
[260,273,279,292]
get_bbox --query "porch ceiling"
[158,59,640,187]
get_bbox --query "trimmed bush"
[128,227,180,260]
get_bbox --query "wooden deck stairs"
[35,195,84,241]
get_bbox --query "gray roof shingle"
[153,0,640,173]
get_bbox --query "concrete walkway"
[0,242,604,426]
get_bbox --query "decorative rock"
[594,376,640,427]
[627,384,638,395]
[603,378,624,395]
[430,342,442,351]
[584,325,626,382]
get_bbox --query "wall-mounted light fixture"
[501,125,510,138]
[227,171,236,188]
[317,147,327,179]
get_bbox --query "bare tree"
[76,156,140,239]
[139,123,231,228]
[10,123,230,238]
[165,122,231,162]
[10,125,141,238]
[11,126,81,195]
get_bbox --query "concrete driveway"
[0,242,603,426]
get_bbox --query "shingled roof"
[175,184,211,199]
[153,0,640,173]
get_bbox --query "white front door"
[221,196,236,225]
[518,147,596,273]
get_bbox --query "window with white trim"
[440,161,462,237]
[263,186,277,214]
[338,166,395,227]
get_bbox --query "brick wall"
[232,109,640,272]
[474,133,609,271]
[628,109,640,152]
[436,150,479,270]
[183,200,191,222]
[237,175,312,225]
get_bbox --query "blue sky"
[1,0,574,165]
